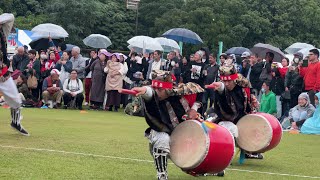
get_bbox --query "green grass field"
[0,108,319,180]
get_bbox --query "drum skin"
[236,112,282,153]
[170,120,234,175]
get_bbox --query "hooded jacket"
[301,92,320,134]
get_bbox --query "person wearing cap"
[284,52,304,108]
[104,53,127,112]
[41,69,63,109]
[89,50,109,109]
[205,63,263,160]
[132,70,205,180]
[241,52,251,77]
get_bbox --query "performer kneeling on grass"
[132,70,225,180]
[205,61,263,160]
[0,13,29,136]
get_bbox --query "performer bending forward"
[0,13,29,136]
[132,70,204,180]
[206,61,262,159]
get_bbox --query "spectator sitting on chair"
[63,69,84,110]
[301,92,320,134]
[41,69,63,109]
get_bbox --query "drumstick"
[119,89,139,96]
[205,84,218,89]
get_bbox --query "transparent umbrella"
[83,34,112,49]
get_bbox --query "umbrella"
[154,37,180,52]
[0,13,14,38]
[66,44,76,52]
[162,28,203,44]
[285,43,315,54]
[250,43,286,62]
[127,36,163,53]
[83,34,112,48]
[29,38,62,51]
[296,48,320,58]
[31,23,69,39]
[225,47,252,56]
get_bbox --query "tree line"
[1,0,320,54]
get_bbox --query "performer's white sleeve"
[217,82,225,94]
[191,102,201,111]
[141,86,153,101]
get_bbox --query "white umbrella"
[251,43,286,62]
[154,37,180,52]
[127,36,163,53]
[31,23,69,39]
[285,43,315,54]
[296,48,320,59]
[83,34,112,48]
[0,13,14,38]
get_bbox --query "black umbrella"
[29,38,62,51]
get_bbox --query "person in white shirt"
[63,69,84,110]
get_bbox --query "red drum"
[236,113,282,153]
[170,120,235,175]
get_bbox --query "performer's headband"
[220,73,238,81]
[151,80,173,89]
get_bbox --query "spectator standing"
[241,52,251,77]
[185,51,206,87]
[55,51,72,85]
[89,50,109,109]
[270,68,285,118]
[260,81,277,116]
[146,50,167,80]
[27,49,41,100]
[70,46,85,81]
[248,54,263,96]
[104,54,127,112]
[299,49,320,106]
[203,53,219,113]
[285,52,304,109]
[63,69,84,110]
[12,46,29,72]
[278,58,289,79]
[84,50,98,106]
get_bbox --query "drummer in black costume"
[132,70,206,180]
[206,59,263,159]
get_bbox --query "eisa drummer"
[205,61,263,159]
[132,70,206,180]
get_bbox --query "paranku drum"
[236,113,282,153]
[170,120,235,175]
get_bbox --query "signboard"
[7,28,18,54]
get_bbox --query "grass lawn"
[0,108,319,180]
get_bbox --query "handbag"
[259,62,272,82]
[27,70,38,89]
[281,91,291,100]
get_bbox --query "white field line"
[1,145,320,179]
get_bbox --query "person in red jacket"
[299,49,320,106]
[278,57,289,79]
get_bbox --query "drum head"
[236,114,273,152]
[170,120,208,169]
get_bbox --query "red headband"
[151,80,173,89]
[220,73,238,81]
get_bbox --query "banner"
[7,28,18,54]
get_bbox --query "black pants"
[202,88,215,114]
[63,92,84,109]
